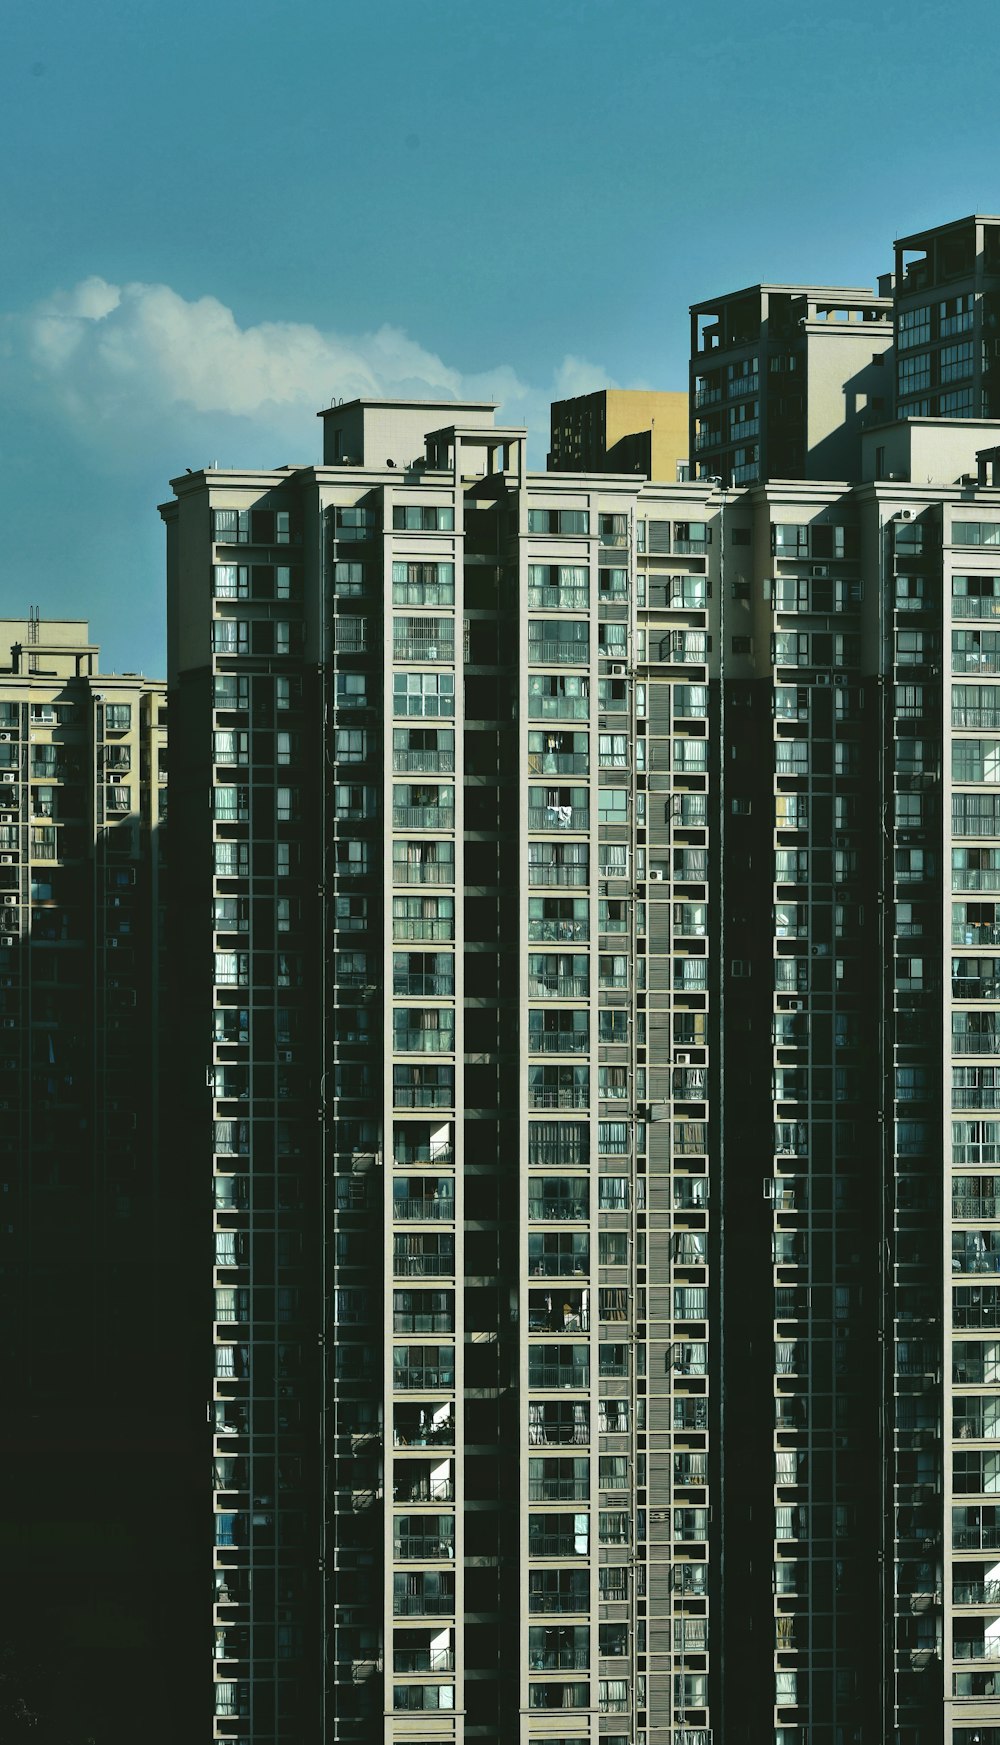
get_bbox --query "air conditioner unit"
[0,815,13,824]
[898,508,916,522]
[763,1178,776,1200]
[815,674,830,685]
[649,869,665,881]
[2,897,15,907]
[1,1020,13,1031]
[811,564,829,578]
[610,663,627,677]
[278,1049,293,1063]
[676,1052,691,1066]
[0,856,12,865]
[833,673,847,686]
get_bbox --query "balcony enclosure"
[528,1289,590,1332]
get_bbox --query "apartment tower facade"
[164,401,720,1744]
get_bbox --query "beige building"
[549,388,689,483]
[163,398,717,1744]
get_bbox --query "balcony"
[392,1185,455,1221]
[529,639,589,666]
[392,749,456,773]
[393,635,455,664]
[528,1357,590,1389]
[528,806,589,832]
[528,861,589,887]
[528,752,589,775]
[393,804,454,831]
[392,857,454,886]
[528,973,589,999]
[527,1291,590,1334]
[528,1236,589,1277]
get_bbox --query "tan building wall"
[549,387,689,482]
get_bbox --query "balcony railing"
[393,918,454,941]
[953,1579,1000,1605]
[528,753,590,776]
[393,1197,455,1221]
[392,751,456,773]
[393,638,455,664]
[954,976,1000,1000]
[529,1088,589,1109]
[528,1363,590,1389]
[392,861,454,886]
[392,1255,455,1277]
[528,808,589,832]
[393,806,454,831]
[393,974,454,997]
[529,641,589,665]
[528,864,589,887]
[954,598,1000,619]
[954,923,1000,946]
[528,975,589,998]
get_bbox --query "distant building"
[549,387,689,481]
[689,283,893,485]
[0,620,195,1740]
[894,214,1000,421]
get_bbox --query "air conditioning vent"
[610,663,627,677]
[676,1052,691,1065]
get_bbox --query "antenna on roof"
[28,605,40,643]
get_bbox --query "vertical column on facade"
[323,482,384,1739]
[766,506,878,1743]
[519,489,597,1740]
[641,507,714,1745]
[209,497,314,1743]
[941,501,1000,1738]
[383,475,463,1741]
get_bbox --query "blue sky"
[0,0,997,675]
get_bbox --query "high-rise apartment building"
[0,620,193,1741]
[163,399,720,1744]
[689,284,893,486]
[161,214,1000,1745]
[549,390,689,484]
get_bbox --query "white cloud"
[552,353,619,400]
[5,276,658,471]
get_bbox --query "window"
[392,561,455,605]
[674,521,709,553]
[529,564,588,607]
[898,304,931,349]
[528,508,590,535]
[393,505,455,531]
[598,789,628,823]
[955,522,1000,547]
[335,505,377,541]
[898,352,932,395]
[104,703,131,731]
[333,560,365,596]
[393,672,455,717]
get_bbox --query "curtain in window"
[573,1403,588,1444]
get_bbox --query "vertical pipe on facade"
[628,501,640,1744]
[713,479,726,1745]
